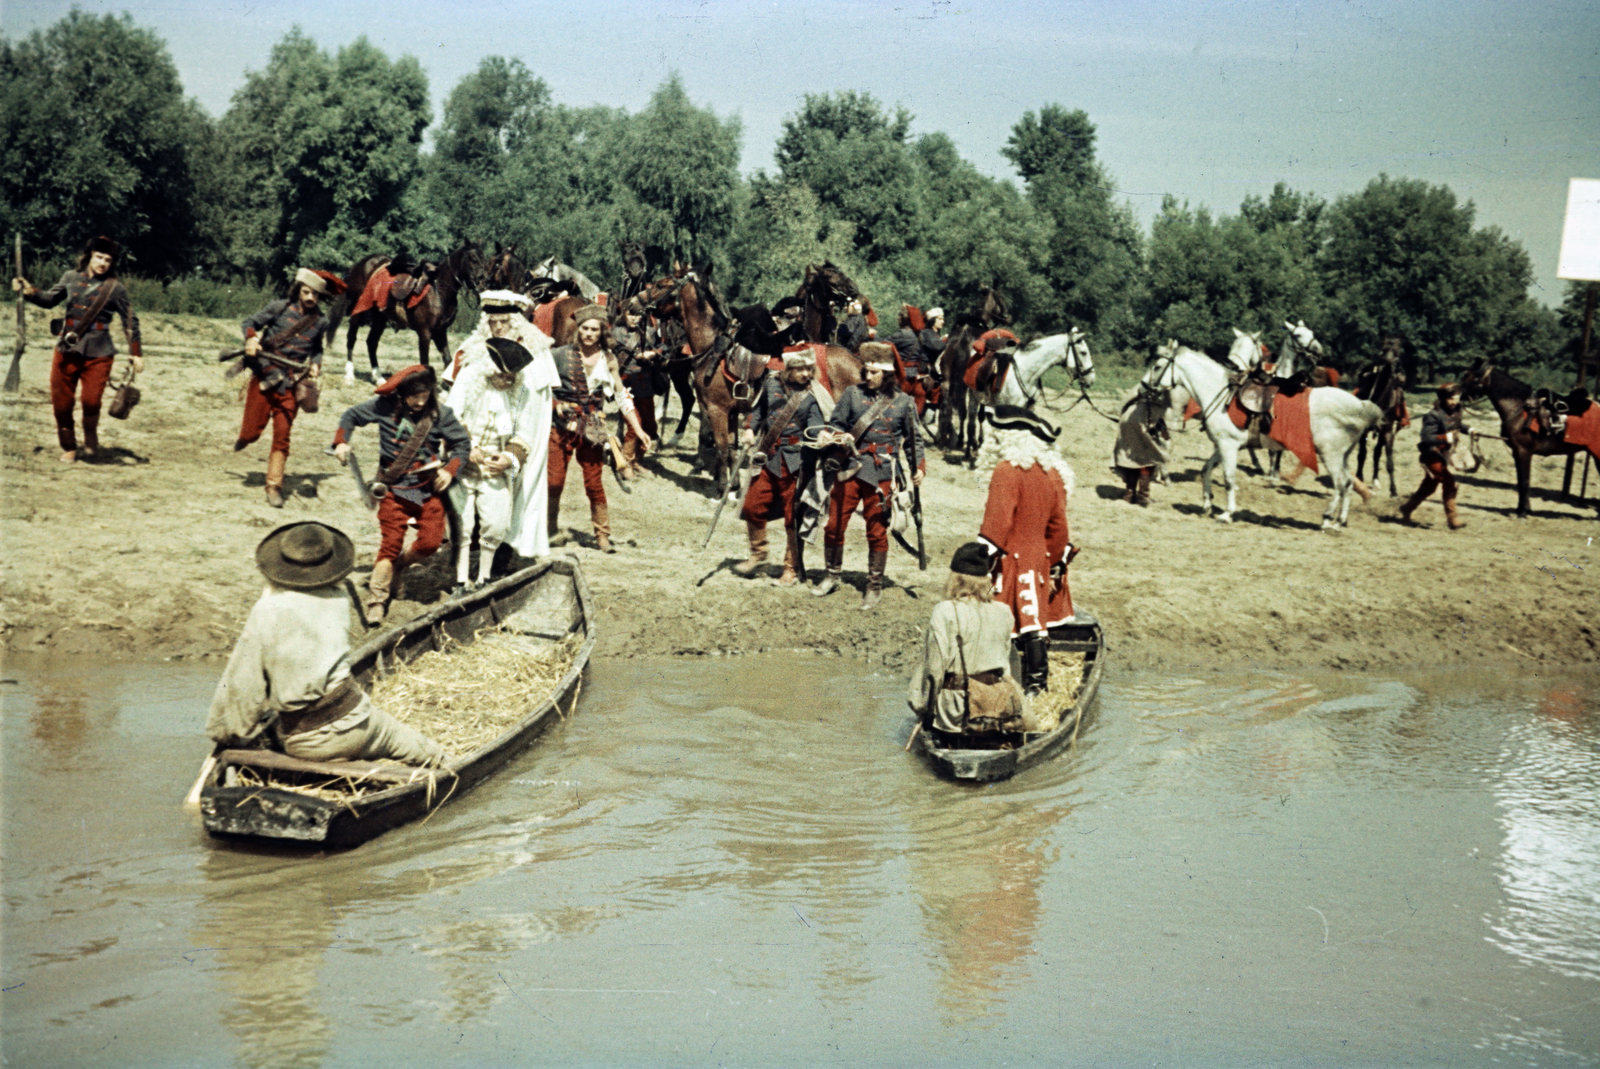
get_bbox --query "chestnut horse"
[327,241,486,379]
[1459,359,1591,518]
[936,285,1011,453]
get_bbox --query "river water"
[2,654,1597,1068]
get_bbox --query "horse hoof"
[1215,513,1233,523]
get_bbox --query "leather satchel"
[293,375,320,413]
[106,365,140,420]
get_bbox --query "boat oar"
[903,722,923,752]
[183,751,219,808]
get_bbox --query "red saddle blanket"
[350,266,430,317]
[1564,403,1600,460]
[533,299,559,338]
[1223,390,1318,472]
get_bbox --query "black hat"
[950,542,992,577]
[983,404,1060,444]
[255,522,356,589]
[486,336,533,375]
[85,235,121,259]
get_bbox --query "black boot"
[1020,632,1050,695]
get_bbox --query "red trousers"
[238,379,298,455]
[621,383,657,464]
[825,477,892,552]
[1412,459,1457,503]
[741,466,798,526]
[549,425,606,505]
[377,492,447,562]
[50,351,113,452]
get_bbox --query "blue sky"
[5,0,1597,303]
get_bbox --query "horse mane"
[1489,366,1532,400]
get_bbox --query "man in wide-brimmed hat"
[13,235,142,462]
[236,267,347,506]
[815,342,924,608]
[446,336,552,591]
[733,346,827,586]
[973,404,1077,695]
[206,522,445,765]
[335,365,472,623]
[547,304,653,553]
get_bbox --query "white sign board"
[1557,178,1600,282]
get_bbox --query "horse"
[1354,331,1409,496]
[482,242,526,291]
[1144,341,1381,528]
[796,261,858,345]
[528,256,600,301]
[1458,359,1591,518]
[937,285,1012,453]
[327,241,487,380]
[993,329,1096,408]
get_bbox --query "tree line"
[2,11,1586,381]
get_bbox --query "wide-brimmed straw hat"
[255,522,355,589]
[983,404,1060,444]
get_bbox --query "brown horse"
[482,242,525,291]
[327,241,486,378]
[797,261,858,345]
[936,284,1012,453]
[1354,331,1408,495]
[659,272,862,494]
[1459,359,1590,518]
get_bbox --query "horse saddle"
[1527,390,1569,436]
[966,350,1009,395]
[719,342,768,403]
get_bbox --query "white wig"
[975,427,1075,499]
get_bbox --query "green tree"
[0,11,209,277]
[214,30,436,281]
[1320,174,1539,376]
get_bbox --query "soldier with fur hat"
[733,346,827,586]
[206,522,445,765]
[815,342,925,608]
[235,267,345,506]
[334,366,472,623]
[974,405,1077,695]
[13,235,142,462]
[547,304,653,553]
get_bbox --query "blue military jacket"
[335,397,472,504]
[27,271,141,359]
[750,374,824,477]
[827,384,923,487]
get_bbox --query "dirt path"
[3,308,1596,674]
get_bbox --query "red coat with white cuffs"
[979,461,1072,635]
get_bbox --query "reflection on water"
[1488,683,1600,983]
[3,654,1598,1067]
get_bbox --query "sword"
[701,442,751,550]
[5,234,24,393]
[327,446,378,510]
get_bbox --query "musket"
[911,482,927,570]
[5,234,24,393]
[701,441,751,550]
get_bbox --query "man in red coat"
[975,405,1077,694]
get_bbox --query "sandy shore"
[2,307,1596,674]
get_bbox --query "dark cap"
[950,542,992,577]
[486,336,533,375]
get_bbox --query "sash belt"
[277,678,364,736]
[943,669,1004,691]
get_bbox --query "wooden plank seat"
[218,748,454,785]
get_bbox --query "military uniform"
[1399,394,1472,529]
[820,380,924,605]
[548,342,628,549]
[236,298,327,500]
[735,370,826,584]
[25,268,141,455]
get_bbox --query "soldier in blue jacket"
[734,349,826,586]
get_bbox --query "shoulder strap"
[262,309,323,354]
[758,385,812,457]
[379,414,436,484]
[65,278,122,337]
[849,395,893,444]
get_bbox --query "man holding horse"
[235,268,344,507]
[734,348,826,587]
[548,305,653,553]
[1399,385,1475,530]
[815,343,924,609]
[611,297,663,478]
[14,235,143,463]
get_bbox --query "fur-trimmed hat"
[573,303,609,328]
[486,337,533,375]
[376,364,436,396]
[255,522,355,590]
[783,346,817,369]
[950,541,991,577]
[926,306,945,322]
[479,289,530,314]
[85,235,121,260]
[901,304,926,332]
[983,404,1060,444]
[859,342,897,371]
[294,267,347,297]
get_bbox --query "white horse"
[994,328,1095,407]
[1167,328,1264,438]
[1144,341,1380,528]
[528,256,601,300]
[1274,319,1323,377]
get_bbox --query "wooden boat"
[198,556,594,848]
[916,609,1105,782]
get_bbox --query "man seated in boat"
[205,522,446,765]
[908,543,1025,737]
